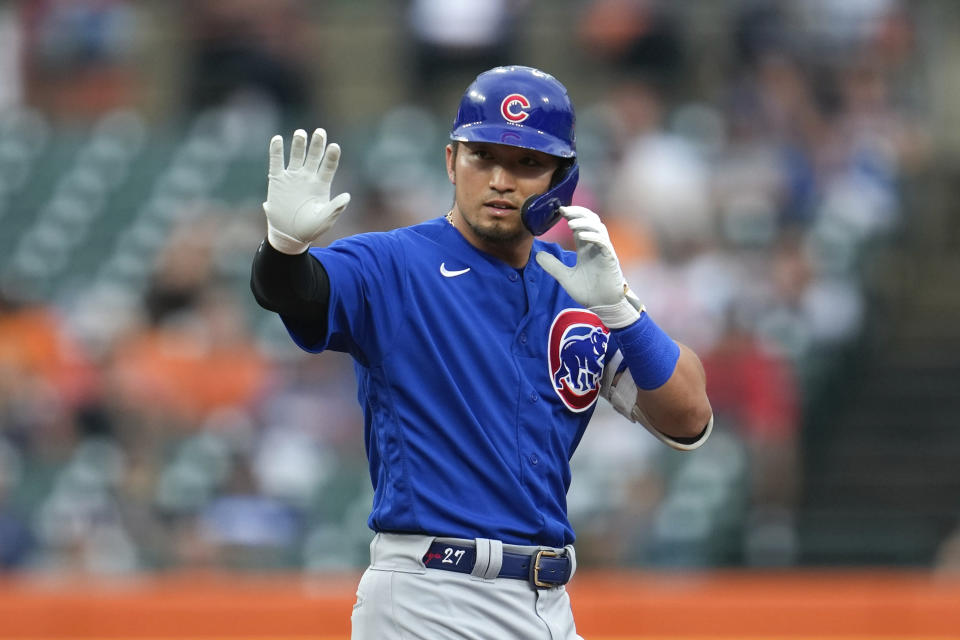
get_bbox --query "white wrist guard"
[590,286,645,329]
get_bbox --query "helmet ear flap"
[521,162,579,236]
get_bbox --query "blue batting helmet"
[451,66,579,235]
[450,66,576,158]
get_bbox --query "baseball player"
[251,66,712,639]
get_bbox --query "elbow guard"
[600,349,713,451]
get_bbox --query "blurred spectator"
[733,0,793,69]
[0,4,23,109]
[404,0,529,108]
[701,309,800,565]
[0,291,99,411]
[702,312,799,481]
[578,0,685,92]
[20,0,142,120]
[108,288,267,425]
[795,0,912,69]
[605,80,714,263]
[935,524,960,574]
[720,51,822,229]
[199,455,301,570]
[181,0,315,122]
[142,217,219,326]
[31,436,140,575]
[754,232,866,360]
[0,438,34,570]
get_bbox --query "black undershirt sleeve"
[250,240,330,347]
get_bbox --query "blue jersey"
[283,217,624,547]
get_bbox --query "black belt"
[423,541,572,589]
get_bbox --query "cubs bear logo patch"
[547,309,610,412]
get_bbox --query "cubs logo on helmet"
[501,94,531,122]
[547,309,609,412]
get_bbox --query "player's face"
[446,142,559,247]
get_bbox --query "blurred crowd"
[0,0,933,574]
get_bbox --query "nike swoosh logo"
[440,263,471,278]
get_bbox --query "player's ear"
[445,144,457,184]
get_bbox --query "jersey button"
[508,272,519,282]
[529,454,539,465]
[529,392,539,403]
[519,332,527,344]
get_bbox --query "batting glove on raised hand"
[263,128,351,254]
[536,206,645,329]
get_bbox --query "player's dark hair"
[551,158,575,189]
[449,140,570,188]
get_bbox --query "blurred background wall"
[1,0,959,581]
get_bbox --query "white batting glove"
[263,128,351,255]
[536,206,644,329]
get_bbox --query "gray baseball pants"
[351,533,584,639]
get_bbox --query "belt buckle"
[531,549,560,588]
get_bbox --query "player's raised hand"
[263,128,352,254]
[536,206,644,329]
